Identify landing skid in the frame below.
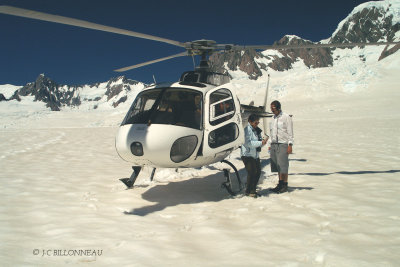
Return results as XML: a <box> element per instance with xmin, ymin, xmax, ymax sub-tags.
<box><xmin>119</xmin><ymin>161</ymin><xmax>242</xmax><ymax>196</ymax></box>
<box><xmin>120</xmin><ymin>166</ymin><xmax>141</xmax><ymax>188</ymax></box>
<box><xmin>220</xmin><ymin>160</ymin><xmax>243</xmax><ymax>196</ymax></box>
<box><xmin>120</xmin><ymin>167</ymin><xmax>157</xmax><ymax>189</ymax></box>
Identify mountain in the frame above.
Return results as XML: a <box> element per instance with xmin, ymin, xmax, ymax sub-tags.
<box><xmin>209</xmin><ymin>0</ymin><xmax>400</xmax><ymax>79</ymax></box>
<box><xmin>1</xmin><ymin>74</ymin><xmax>145</xmax><ymax>111</ymax></box>
<box><xmin>1</xmin><ymin>0</ymin><xmax>399</xmax><ymax>110</ymax></box>
<box><xmin>210</xmin><ymin>35</ymin><xmax>334</xmax><ymax>79</ymax></box>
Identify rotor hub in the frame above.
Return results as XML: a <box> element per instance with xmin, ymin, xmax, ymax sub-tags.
<box><xmin>185</xmin><ymin>39</ymin><xmax>217</xmax><ymax>56</ymax></box>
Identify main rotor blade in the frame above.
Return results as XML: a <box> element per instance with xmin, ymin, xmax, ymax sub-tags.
<box><xmin>114</xmin><ymin>51</ymin><xmax>188</xmax><ymax>72</ymax></box>
<box><xmin>0</xmin><ymin>5</ymin><xmax>185</xmax><ymax>48</ymax></box>
<box><xmin>231</xmin><ymin>41</ymin><xmax>400</xmax><ymax>50</ymax></box>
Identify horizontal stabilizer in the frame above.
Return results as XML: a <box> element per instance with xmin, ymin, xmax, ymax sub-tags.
<box><xmin>240</xmin><ymin>104</ymin><xmax>272</xmax><ymax>128</ymax></box>
<box><xmin>240</xmin><ymin>104</ymin><xmax>273</xmax><ymax>118</ymax></box>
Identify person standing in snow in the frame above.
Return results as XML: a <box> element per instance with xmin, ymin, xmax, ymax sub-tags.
<box><xmin>269</xmin><ymin>100</ymin><xmax>294</xmax><ymax>194</ymax></box>
<box><xmin>241</xmin><ymin>114</ymin><xmax>268</xmax><ymax>198</ymax></box>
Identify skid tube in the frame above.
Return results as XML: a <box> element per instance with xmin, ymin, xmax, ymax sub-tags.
<box><xmin>220</xmin><ymin>160</ymin><xmax>244</xmax><ymax>196</ymax></box>
<box><xmin>120</xmin><ymin>167</ymin><xmax>157</xmax><ymax>189</ymax></box>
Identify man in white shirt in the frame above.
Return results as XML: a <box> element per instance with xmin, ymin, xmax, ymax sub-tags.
<box><xmin>269</xmin><ymin>100</ymin><xmax>294</xmax><ymax>193</ymax></box>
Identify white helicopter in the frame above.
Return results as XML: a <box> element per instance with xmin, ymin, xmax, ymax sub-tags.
<box><xmin>114</xmin><ymin>56</ymin><xmax>263</xmax><ymax>194</ymax></box>
<box><xmin>1</xmin><ymin>5</ymin><xmax>398</xmax><ymax>195</ymax></box>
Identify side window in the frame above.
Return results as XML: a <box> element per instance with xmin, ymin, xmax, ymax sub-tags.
<box><xmin>208</xmin><ymin>123</ymin><xmax>239</xmax><ymax>148</ymax></box>
<box><xmin>209</xmin><ymin>88</ymin><xmax>235</xmax><ymax>126</ymax></box>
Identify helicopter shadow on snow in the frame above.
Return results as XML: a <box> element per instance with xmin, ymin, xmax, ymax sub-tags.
<box><xmin>258</xmin><ymin>157</ymin><xmax>313</xmax><ymax>195</ymax></box>
<box><xmin>273</xmin><ymin>166</ymin><xmax>400</xmax><ymax>194</ymax></box>
<box><xmin>124</xmin><ymin>159</ymin><xmax>270</xmax><ymax>216</ymax></box>
<box><xmin>124</xmin><ymin>171</ymin><xmax>235</xmax><ymax>216</ymax></box>
<box><xmin>124</xmin><ymin>157</ymin><xmax>310</xmax><ymax>216</ymax></box>
<box><xmin>290</xmin><ymin>169</ymin><xmax>400</xmax><ymax>176</ymax></box>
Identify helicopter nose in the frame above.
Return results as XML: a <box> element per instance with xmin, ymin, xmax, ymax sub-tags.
<box><xmin>115</xmin><ymin>124</ymin><xmax>202</xmax><ymax>167</ymax></box>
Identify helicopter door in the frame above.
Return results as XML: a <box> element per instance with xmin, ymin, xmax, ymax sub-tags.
<box><xmin>202</xmin><ymin>85</ymin><xmax>244</xmax><ymax>157</ymax></box>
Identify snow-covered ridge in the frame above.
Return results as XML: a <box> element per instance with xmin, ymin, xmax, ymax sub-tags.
<box><xmin>0</xmin><ymin>75</ymin><xmax>146</xmax><ymax>112</ymax></box>
<box><xmin>0</xmin><ymin>84</ymin><xmax>21</xmax><ymax>98</ymax></box>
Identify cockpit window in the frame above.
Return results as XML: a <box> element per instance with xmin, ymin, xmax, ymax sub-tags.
<box><xmin>123</xmin><ymin>88</ymin><xmax>203</xmax><ymax>130</ymax></box>
<box><xmin>123</xmin><ymin>89</ymin><xmax>162</xmax><ymax>125</ymax></box>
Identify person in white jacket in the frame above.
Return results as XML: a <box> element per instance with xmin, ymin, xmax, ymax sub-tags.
<box><xmin>269</xmin><ymin>100</ymin><xmax>294</xmax><ymax>193</ymax></box>
<box><xmin>240</xmin><ymin>114</ymin><xmax>268</xmax><ymax>198</ymax></box>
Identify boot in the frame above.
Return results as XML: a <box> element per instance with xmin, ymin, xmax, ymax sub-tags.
<box><xmin>278</xmin><ymin>182</ymin><xmax>288</xmax><ymax>193</ymax></box>
<box><xmin>247</xmin><ymin>193</ymin><xmax>258</xmax><ymax>198</ymax></box>
<box><xmin>270</xmin><ymin>180</ymin><xmax>283</xmax><ymax>193</ymax></box>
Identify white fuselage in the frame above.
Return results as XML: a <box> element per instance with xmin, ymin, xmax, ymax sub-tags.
<box><xmin>115</xmin><ymin>81</ymin><xmax>244</xmax><ymax>168</ymax></box>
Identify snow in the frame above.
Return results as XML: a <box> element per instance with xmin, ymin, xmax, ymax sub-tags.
<box><xmin>1</xmin><ymin>47</ymin><xmax>400</xmax><ymax>265</ymax></box>
<box><xmin>260</xmin><ymin>49</ymin><xmax>284</xmax><ymax>58</ymax></box>
<box><xmin>1</xmin><ymin>0</ymin><xmax>400</xmax><ymax>264</ymax></box>
<box><xmin>284</xmin><ymin>34</ymin><xmax>313</xmax><ymax>43</ymax></box>
<box><xmin>0</xmin><ymin>84</ymin><xmax>21</xmax><ymax>98</ymax></box>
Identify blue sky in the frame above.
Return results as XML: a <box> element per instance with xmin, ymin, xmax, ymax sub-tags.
<box><xmin>0</xmin><ymin>0</ymin><xmax>371</xmax><ymax>85</ymax></box>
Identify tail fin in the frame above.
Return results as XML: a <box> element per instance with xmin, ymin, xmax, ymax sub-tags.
<box><xmin>262</xmin><ymin>74</ymin><xmax>271</xmax><ymax>136</ymax></box>
<box><xmin>239</xmin><ymin>74</ymin><xmax>272</xmax><ymax>132</ymax></box>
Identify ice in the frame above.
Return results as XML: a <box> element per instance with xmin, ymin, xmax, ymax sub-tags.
<box><xmin>1</xmin><ymin>45</ymin><xmax>400</xmax><ymax>267</ymax></box>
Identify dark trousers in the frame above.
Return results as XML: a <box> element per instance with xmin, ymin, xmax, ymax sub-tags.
<box><xmin>241</xmin><ymin>156</ymin><xmax>261</xmax><ymax>194</ymax></box>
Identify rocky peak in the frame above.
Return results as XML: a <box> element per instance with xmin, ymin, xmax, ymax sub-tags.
<box><xmin>10</xmin><ymin>74</ymin><xmax>64</xmax><ymax>111</ymax></box>
<box><xmin>330</xmin><ymin>3</ymin><xmax>400</xmax><ymax>44</ymax></box>
<box><xmin>328</xmin><ymin>1</ymin><xmax>400</xmax><ymax>61</ymax></box>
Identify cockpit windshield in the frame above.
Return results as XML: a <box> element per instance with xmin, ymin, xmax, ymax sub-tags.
<box><xmin>122</xmin><ymin>88</ymin><xmax>203</xmax><ymax>130</ymax></box>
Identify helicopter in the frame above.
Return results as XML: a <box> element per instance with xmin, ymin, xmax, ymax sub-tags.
<box><xmin>1</xmin><ymin>5</ymin><xmax>399</xmax><ymax>195</ymax></box>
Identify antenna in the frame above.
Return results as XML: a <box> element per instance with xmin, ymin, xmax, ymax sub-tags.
<box><xmin>262</xmin><ymin>74</ymin><xmax>271</xmax><ymax>136</ymax></box>
<box><xmin>152</xmin><ymin>74</ymin><xmax>157</xmax><ymax>84</ymax></box>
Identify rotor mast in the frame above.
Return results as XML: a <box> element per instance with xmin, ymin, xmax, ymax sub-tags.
<box><xmin>196</xmin><ymin>53</ymin><xmax>210</xmax><ymax>71</ymax></box>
